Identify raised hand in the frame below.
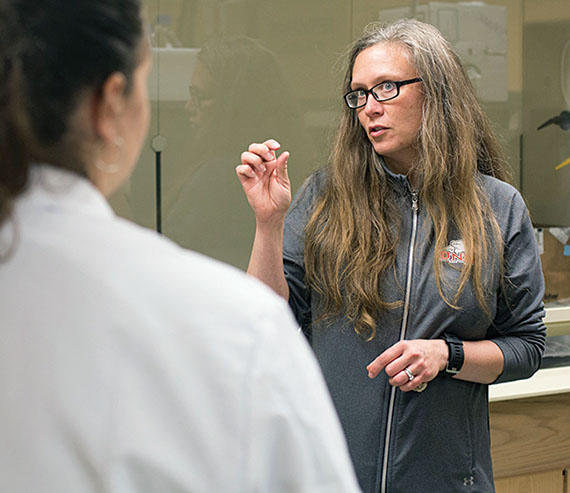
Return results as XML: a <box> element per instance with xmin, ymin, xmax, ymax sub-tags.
<box><xmin>236</xmin><ymin>139</ymin><xmax>291</xmax><ymax>226</ymax></box>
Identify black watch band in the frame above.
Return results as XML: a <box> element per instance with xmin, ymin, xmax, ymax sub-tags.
<box><xmin>441</xmin><ymin>333</ymin><xmax>464</xmax><ymax>374</ymax></box>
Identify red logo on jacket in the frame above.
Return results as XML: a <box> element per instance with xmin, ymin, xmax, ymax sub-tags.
<box><xmin>440</xmin><ymin>239</ymin><xmax>465</xmax><ymax>264</ymax></box>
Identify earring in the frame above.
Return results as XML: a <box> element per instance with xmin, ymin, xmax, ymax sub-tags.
<box><xmin>95</xmin><ymin>136</ymin><xmax>124</xmax><ymax>173</ymax></box>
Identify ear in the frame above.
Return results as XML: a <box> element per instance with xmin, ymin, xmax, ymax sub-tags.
<box><xmin>91</xmin><ymin>72</ymin><xmax>128</xmax><ymax>144</ymax></box>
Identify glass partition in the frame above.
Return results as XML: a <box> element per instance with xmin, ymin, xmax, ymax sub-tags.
<box><xmin>109</xmin><ymin>1</ymin><xmax>570</xmax><ymax>350</ymax></box>
<box><xmin>116</xmin><ymin>0</ymin><xmax>352</xmax><ymax>269</ymax></box>
<box><xmin>120</xmin><ymin>0</ymin><xmax>529</xmax><ymax>270</ymax></box>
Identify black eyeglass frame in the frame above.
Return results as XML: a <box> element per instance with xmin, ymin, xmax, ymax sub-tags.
<box><xmin>344</xmin><ymin>77</ymin><xmax>423</xmax><ymax>109</ymax></box>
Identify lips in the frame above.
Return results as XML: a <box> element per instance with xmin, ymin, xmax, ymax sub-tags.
<box><xmin>369</xmin><ymin>125</ymin><xmax>388</xmax><ymax>138</ymax></box>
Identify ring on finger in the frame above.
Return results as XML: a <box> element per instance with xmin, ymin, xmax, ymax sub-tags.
<box><xmin>404</xmin><ymin>367</ymin><xmax>414</xmax><ymax>382</ymax></box>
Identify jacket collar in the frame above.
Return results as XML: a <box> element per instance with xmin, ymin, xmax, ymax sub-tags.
<box><xmin>377</xmin><ymin>155</ymin><xmax>414</xmax><ymax>192</ymax></box>
<box><xmin>18</xmin><ymin>163</ymin><xmax>114</xmax><ymax>219</ymax></box>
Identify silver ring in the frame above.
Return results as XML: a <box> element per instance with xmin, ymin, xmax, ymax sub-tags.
<box><xmin>404</xmin><ymin>367</ymin><xmax>414</xmax><ymax>382</ymax></box>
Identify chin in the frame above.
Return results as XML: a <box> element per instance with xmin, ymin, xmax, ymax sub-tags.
<box><xmin>371</xmin><ymin>144</ymin><xmax>391</xmax><ymax>157</ymax></box>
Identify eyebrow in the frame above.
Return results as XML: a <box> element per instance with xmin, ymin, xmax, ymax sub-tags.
<box><xmin>350</xmin><ymin>76</ymin><xmax>405</xmax><ymax>90</ymax></box>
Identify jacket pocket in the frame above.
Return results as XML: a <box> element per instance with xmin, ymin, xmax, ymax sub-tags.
<box><xmin>388</xmin><ymin>375</ymin><xmax>492</xmax><ymax>492</ymax></box>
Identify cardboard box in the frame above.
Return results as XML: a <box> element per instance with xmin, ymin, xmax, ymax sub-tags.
<box><xmin>536</xmin><ymin>228</ymin><xmax>570</xmax><ymax>302</ymax></box>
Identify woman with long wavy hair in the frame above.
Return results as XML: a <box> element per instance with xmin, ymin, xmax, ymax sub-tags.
<box><xmin>237</xmin><ymin>18</ymin><xmax>546</xmax><ymax>493</ymax></box>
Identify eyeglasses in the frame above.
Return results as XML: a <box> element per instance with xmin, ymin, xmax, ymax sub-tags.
<box><xmin>344</xmin><ymin>78</ymin><xmax>423</xmax><ymax>109</ymax></box>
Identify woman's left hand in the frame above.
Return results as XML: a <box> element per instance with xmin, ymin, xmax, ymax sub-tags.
<box><xmin>366</xmin><ymin>339</ymin><xmax>448</xmax><ymax>392</ymax></box>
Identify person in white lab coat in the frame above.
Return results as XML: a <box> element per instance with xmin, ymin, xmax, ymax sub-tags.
<box><xmin>0</xmin><ymin>1</ymin><xmax>360</xmax><ymax>492</ymax></box>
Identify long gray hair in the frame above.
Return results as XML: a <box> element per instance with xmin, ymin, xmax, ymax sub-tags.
<box><xmin>305</xmin><ymin>18</ymin><xmax>510</xmax><ymax>339</ymax></box>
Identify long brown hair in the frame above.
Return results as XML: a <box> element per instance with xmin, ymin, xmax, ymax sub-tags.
<box><xmin>305</xmin><ymin>19</ymin><xmax>510</xmax><ymax>339</ymax></box>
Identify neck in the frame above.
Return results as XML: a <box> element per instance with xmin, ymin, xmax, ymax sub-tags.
<box><xmin>383</xmin><ymin>157</ymin><xmax>418</xmax><ymax>190</ymax></box>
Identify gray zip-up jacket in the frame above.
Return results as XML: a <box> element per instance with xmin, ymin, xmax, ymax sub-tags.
<box><xmin>283</xmin><ymin>166</ymin><xmax>546</xmax><ymax>493</ymax></box>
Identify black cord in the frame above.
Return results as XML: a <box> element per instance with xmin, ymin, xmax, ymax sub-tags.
<box><xmin>155</xmin><ymin>150</ymin><xmax>162</xmax><ymax>234</ymax></box>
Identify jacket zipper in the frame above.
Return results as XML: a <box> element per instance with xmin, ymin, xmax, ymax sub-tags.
<box><xmin>380</xmin><ymin>190</ymin><xmax>419</xmax><ymax>493</ymax></box>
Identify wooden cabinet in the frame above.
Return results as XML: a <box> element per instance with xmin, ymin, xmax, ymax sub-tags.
<box><xmin>490</xmin><ymin>392</ymin><xmax>570</xmax><ymax>492</ymax></box>
<box><xmin>495</xmin><ymin>469</ymin><xmax>566</xmax><ymax>492</ymax></box>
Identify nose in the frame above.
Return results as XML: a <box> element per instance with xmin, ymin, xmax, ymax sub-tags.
<box><xmin>363</xmin><ymin>93</ymin><xmax>385</xmax><ymax>116</ymax></box>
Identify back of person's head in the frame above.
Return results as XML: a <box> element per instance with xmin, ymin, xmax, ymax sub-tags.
<box><xmin>0</xmin><ymin>0</ymin><xmax>143</xmax><ymax>226</ymax></box>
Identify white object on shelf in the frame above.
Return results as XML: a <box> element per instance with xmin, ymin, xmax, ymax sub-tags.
<box><xmin>489</xmin><ymin>366</ymin><xmax>570</xmax><ymax>402</ymax></box>
<box><xmin>545</xmin><ymin>305</ymin><xmax>570</xmax><ymax>324</ymax></box>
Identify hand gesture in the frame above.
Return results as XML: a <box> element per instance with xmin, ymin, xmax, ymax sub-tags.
<box><xmin>366</xmin><ymin>339</ymin><xmax>448</xmax><ymax>392</ymax></box>
<box><xmin>236</xmin><ymin>139</ymin><xmax>291</xmax><ymax>226</ymax></box>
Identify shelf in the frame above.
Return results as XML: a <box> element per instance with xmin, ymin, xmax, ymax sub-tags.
<box><xmin>545</xmin><ymin>305</ymin><xmax>570</xmax><ymax>337</ymax></box>
<box><xmin>489</xmin><ymin>366</ymin><xmax>570</xmax><ymax>402</ymax></box>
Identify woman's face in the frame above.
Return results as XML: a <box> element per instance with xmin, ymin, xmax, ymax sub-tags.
<box><xmin>351</xmin><ymin>42</ymin><xmax>424</xmax><ymax>175</ymax></box>
<box><xmin>185</xmin><ymin>61</ymin><xmax>215</xmax><ymax>130</ymax></box>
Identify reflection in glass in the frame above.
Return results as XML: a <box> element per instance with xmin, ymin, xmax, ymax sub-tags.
<box><xmin>162</xmin><ymin>36</ymin><xmax>301</xmax><ymax>269</ymax></box>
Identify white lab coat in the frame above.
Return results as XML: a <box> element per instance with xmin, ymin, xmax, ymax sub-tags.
<box><xmin>0</xmin><ymin>164</ymin><xmax>360</xmax><ymax>493</ymax></box>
